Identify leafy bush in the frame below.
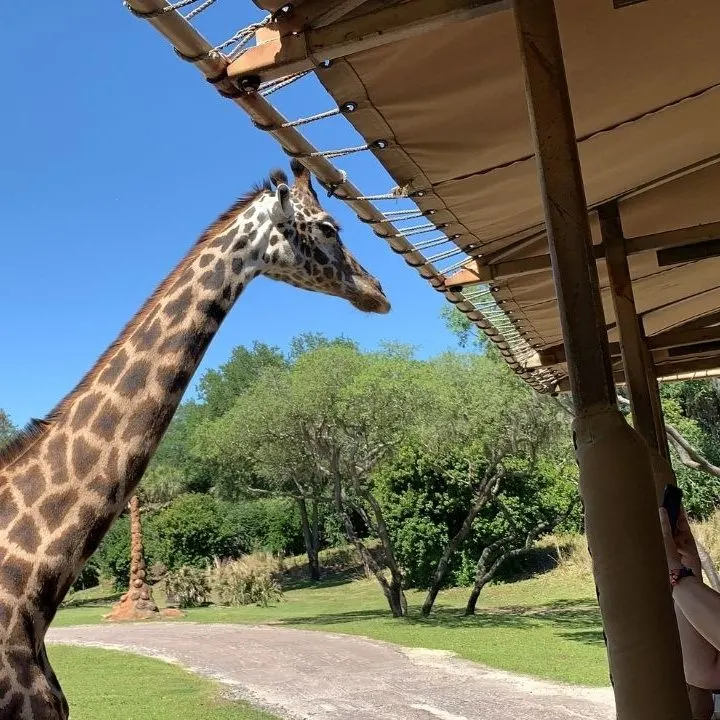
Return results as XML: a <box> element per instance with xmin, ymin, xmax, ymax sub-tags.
<box><xmin>375</xmin><ymin>444</ymin><xmax>580</xmax><ymax>589</ymax></box>
<box><xmin>95</xmin><ymin>515</ymin><xmax>133</xmax><ymax>591</ymax></box>
<box><xmin>70</xmin><ymin>556</ymin><xmax>100</xmax><ymax>592</ymax></box>
<box><xmin>164</xmin><ymin>566</ymin><xmax>211</xmax><ymax>608</ymax></box>
<box><xmin>151</xmin><ymin>494</ymin><xmax>245</xmax><ymax>569</ymax></box>
<box><xmin>226</xmin><ymin>499</ymin><xmax>305</xmax><ymax>556</ymax></box>
<box><xmin>211</xmin><ymin>553</ymin><xmax>283</xmax><ymax>607</ymax></box>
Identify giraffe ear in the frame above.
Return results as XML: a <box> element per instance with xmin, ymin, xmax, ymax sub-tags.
<box><xmin>275</xmin><ymin>183</ymin><xmax>292</xmax><ymax>218</ymax></box>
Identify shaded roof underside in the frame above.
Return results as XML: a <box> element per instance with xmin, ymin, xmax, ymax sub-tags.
<box><xmin>313</xmin><ymin>0</ymin><xmax>720</xmax><ymax>390</ymax></box>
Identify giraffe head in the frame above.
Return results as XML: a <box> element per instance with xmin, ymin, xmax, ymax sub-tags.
<box><xmin>253</xmin><ymin>160</ymin><xmax>390</xmax><ymax>314</ymax></box>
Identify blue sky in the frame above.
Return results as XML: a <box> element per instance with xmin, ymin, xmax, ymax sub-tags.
<box><xmin>0</xmin><ymin>2</ymin><xmax>461</xmax><ymax>428</ymax></box>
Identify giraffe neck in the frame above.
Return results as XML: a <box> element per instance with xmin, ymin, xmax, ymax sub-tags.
<box><xmin>0</xmin><ymin>195</ymin><xmax>271</xmax><ymax>647</ymax></box>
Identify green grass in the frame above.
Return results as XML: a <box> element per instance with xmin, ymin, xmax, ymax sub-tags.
<box><xmin>48</xmin><ymin>646</ymin><xmax>278</xmax><ymax>720</ymax></box>
<box><xmin>56</xmin><ymin>570</ymin><xmax>608</xmax><ymax>687</ymax></box>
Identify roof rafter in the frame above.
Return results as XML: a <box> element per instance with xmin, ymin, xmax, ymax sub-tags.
<box><xmin>227</xmin><ymin>0</ymin><xmax>511</xmax><ymax>84</ymax></box>
<box><xmin>527</xmin><ymin>325</ymin><xmax>720</xmax><ymax>369</ymax></box>
<box><xmin>444</xmin><ymin>219</ymin><xmax>720</xmax><ymax>289</ymax></box>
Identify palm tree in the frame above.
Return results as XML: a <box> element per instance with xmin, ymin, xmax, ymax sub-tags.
<box><xmin>104</xmin><ymin>494</ymin><xmax>159</xmax><ymax>621</ymax></box>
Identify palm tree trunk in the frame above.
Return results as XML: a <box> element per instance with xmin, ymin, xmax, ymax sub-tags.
<box><xmin>105</xmin><ymin>495</ymin><xmax>159</xmax><ymax>621</ymax></box>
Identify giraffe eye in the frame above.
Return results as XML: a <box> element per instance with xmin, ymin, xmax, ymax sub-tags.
<box><xmin>319</xmin><ymin>221</ymin><xmax>338</xmax><ymax>238</ymax></box>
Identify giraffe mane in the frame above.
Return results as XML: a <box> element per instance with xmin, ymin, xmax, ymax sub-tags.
<box><xmin>0</xmin><ymin>176</ymin><xmax>274</xmax><ymax>471</ymax></box>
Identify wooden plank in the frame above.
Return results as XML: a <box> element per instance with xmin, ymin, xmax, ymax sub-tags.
<box><xmin>557</xmin><ymin>359</ymin><xmax>720</xmax><ymax>392</ymax></box>
<box><xmin>644</xmin><ymin>346</ymin><xmax>671</xmax><ymax>461</ymax></box>
<box><xmin>601</xmin><ymin>201</ymin><xmax>659</xmax><ymax>452</ymax></box>
<box><xmin>665</xmin><ymin>308</ymin><xmax>720</xmax><ymax>335</ymax></box>
<box><xmin>526</xmin><ymin>325</ymin><xmax>720</xmax><ymax>369</ymax></box>
<box><xmin>443</xmin><ymin>220</ymin><xmax>720</xmax><ymax>288</ymax></box>
<box><xmin>513</xmin><ymin>0</ymin><xmax>616</xmax><ymax>410</ymax></box>
<box><xmin>227</xmin><ymin>0</ymin><xmax>511</xmax><ymax>83</ymax></box>
<box><xmin>278</xmin><ymin>0</ymin><xmax>372</xmax><ymax>31</ymax></box>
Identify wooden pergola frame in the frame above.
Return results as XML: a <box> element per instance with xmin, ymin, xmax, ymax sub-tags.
<box><xmin>228</xmin><ymin>0</ymin><xmax>511</xmax><ymax>84</ymax></box>
<box><xmin>125</xmin><ymin>1</ymin><xmax>712</xmax><ymax>717</ymax></box>
<box><xmin>442</xmin><ymin>219</ymin><xmax>720</xmax><ymax>288</ymax></box>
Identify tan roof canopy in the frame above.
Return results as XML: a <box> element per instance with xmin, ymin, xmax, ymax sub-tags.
<box><xmin>126</xmin><ymin>0</ymin><xmax>720</xmax><ymax>393</ymax></box>
<box><xmin>237</xmin><ymin>0</ymin><xmax>720</xmax><ymax>392</ymax></box>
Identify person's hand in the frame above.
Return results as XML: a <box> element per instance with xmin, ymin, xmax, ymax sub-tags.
<box><xmin>658</xmin><ymin>508</ymin><xmax>702</xmax><ymax>576</ymax></box>
<box><xmin>674</xmin><ymin>509</ymin><xmax>702</xmax><ymax>576</ymax></box>
<box><xmin>659</xmin><ymin>507</ymin><xmax>683</xmax><ymax>571</ymax></box>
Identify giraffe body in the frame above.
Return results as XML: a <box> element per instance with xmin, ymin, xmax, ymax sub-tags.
<box><xmin>0</xmin><ymin>161</ymin><xmax>389</xmax><ymax>719</ymax></box>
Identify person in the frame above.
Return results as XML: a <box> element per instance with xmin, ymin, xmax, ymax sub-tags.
<box><xmin>659</xmin><ymin>506</ymin><xmax>720</xmax><ymax>718</ymax></box>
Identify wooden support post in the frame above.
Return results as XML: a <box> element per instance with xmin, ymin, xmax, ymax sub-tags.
<box><xmin>645</xmin><ymin>346</ymin><xmax>672</xmax><ymax>462</ymax></box>
<box><xmin>600</xmin><ymin>201</ymin><xmax>659</xmax><ymax>453</ymax></box>
<box><xmin>513</xmin><ymin>2</ymin><xmax>691</xmax><ymax>719</ymax></box>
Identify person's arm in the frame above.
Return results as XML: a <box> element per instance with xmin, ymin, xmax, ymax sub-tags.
<box><xmin>660</xmin><ymin>507</ymin><xmax>720</xmax><ymax>689</ymax></box>
<box><xmin>674</xmin><ymin>577</ymin><xmax>720</xmax><ymax>688</ymax></box>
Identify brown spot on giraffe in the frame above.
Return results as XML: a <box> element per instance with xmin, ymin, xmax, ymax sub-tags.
<box><xmin>90</xmin><ymin>400</ymin><xmax>123</xmax><ymax>442</ymax></box>
<box><xmin>39</xmin><ymin>489</ymin><xmax>79</xmax><ymax>533</ymax></box>
<box><xmin>116</xmin><ymin>359</ymin><xmax>152</xmax><ymax>397</ymax></box>
<box><xmin>71</xmin><ymin>438</ymin><xmax>100</xmax><ymax>480</ymax></box>
<box><xmin>19</xmin><ymin>465</ymin><xmax>46</xmax><ymax>507</ymax></box>
<box><xmin>46</xmin><ymin>434</ymin><xmax>69</xmax><ymax>486</ymax></box>
<box><xmin>8</xmin><ymin>516</ymin><xmax>42</xmax><ymax>555</ymax></box>
<box><xmin>131</xmin><ymin>316</ymin><xmax>162</xmax><ymax>351</ymax></box>
<box><xmin>70</xmin><ymin>393</ymin><xmax>102</xmax><ymax>431</ymax></box>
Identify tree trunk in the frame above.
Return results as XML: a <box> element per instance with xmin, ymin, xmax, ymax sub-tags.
<box><xmin>362</xmin><ymin>491</ymin><xmax>407</xmax><ymax>615</ymax></box>
<box><xmin>697</xmin><ymin>540</ymin><xmax>720</xmax><ymax>592</ymax></box>
<box><xmin>105</xmin><ymin>495</ymin><xmax>160</xmax><ymax>621</ymax></box>
<box><xmin>297</xmin><ymin>497</ymin><xmax>321</xmax><ymax>581</ymax></box>
<box><xmin>465</xmin><ymin>537</ymin><xmax>511</xmax><ymax>615</ymax></box>
<box><xmin>421</xmin><ymin>470</ymin><xmax>501</xmax><ymax>617</ymax></box>
<box><xmin>332</xmin><ymin>467</ymin><xmax>405</xmax><ymax>617</ymax></box>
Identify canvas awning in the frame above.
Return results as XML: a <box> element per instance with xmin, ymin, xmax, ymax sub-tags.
<box><xmin>121</xmin><ymin>0</ymin><xmax>720</xmax><ymax>395</ymax></box>
<box><xmin>248</xmin><ymin>0</ymin><xmax>720</xmax><ymax>393</ymax></box>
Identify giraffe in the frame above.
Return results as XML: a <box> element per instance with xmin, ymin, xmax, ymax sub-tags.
<box><xmin>0</xmin><ymin>159</ymin><xmax>390</xmax><ymax>719</ymax></box>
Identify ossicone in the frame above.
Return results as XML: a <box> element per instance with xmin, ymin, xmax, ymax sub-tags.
<box><xmin>269</xmin><ymin>168</ymin><xmax>288</xmax><ymax>187</ymax></box>
<box><xmin>290</xmin><ymin>158</ymin><xmax>310</xmax><ymax>180</ymax></box>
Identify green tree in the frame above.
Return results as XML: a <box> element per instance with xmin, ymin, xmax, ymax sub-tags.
<box><xmin>377</xmin><ymin>352</ymin><xmax>578</xmax><ymax>615</ymax></box>
<box><xmin>202</xmin><ymin>342</ymin><xmax>432</xmax><ymax>615</ymax></box>
<box><xmin>0</xmin><ymin>410</ymin><xmax>16</xmax><ymax>448</ymax></box>
<box><xmin>151</xmin><ymin>494</ymin><xmax>246</xmax><ymax>570</ymax></box>
<box><xmin>198</xmin><ymin>342</ymin><xmax>287</xmax><ymax>420</ymax></box>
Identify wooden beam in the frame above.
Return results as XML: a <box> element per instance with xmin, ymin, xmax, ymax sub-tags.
<box><xmin>276</xmin><ymin>0</ymin><xmax>372</xmax><ymax>31</ymax></box>
<box><xmin>515</xmin><ymin>4</ymin><xmax>691</xmax><ymax>716</ymax></box>
<box><xmin>661</xmin><ymin>308</ymin><xmax>720</xmax><ymax>336</ymax></box>
<box><xmin>443</xmin><ymin>220</ymin><xmax>720</xmax><ymax>289</ymax></box>
<box><xmin>514</xmin><ymin>0</ymin><xmax>615</xmax><ymax>410</ymax></box>
<box><xmin>644</xmin><ymin>346</ymin><xmax>671</xmax><ymax>461</ymax></box>
<box><xmin>601</xmin><ymin>201</ymin><xmax>659</xmax><ymax>452</ymax></box>
<box><xmin>558</xmin><ymin>357</ymin><xmax>720</xmax><ymax>392</ymax></box>
<box><xmin>527</xmin><ymin>325</ymin><xmax>720</xmax><ymax>369</ymax></box>
<box><xmin>653</xmin><ymin>325</ymin><xmax>720</xmax><ymax>351</ymax></box>
<box><xmin>227</xmin><ymin>0</ymin><xmax>511</xmax><ymax>84</ymax></box>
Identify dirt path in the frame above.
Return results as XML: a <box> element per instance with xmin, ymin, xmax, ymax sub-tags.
<box><xmin>47</xmin><ymin>623</ymin><xmax>615</xmax><ymax>720</ymax></box>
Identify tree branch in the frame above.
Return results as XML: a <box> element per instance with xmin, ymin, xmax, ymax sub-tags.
<box><xmin>617</xmin><ymin>392</ymin><xmax>720</xmax><ymax>478</ymax></box>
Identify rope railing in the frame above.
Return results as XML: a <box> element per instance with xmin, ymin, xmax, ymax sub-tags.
<box><xmin>122</xmin><ymin>0</ymin><xmax>561</xmax><ymax>394</ymax></box>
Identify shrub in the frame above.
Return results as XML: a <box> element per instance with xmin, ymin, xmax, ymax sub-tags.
<box><xmin>225</xmin><ymin>499</ymin><xmax>305</xmax><ymax>556</ymax></box>
<box><xmin>147</xmin><ymin>562</ymin><xmax>168</xmax><ymax>584</ymax></box>
<box><xmin>211</xmin><ymin>553</ymin><xmax>283</xmax><ymax>607</ymax></box>
<box><xmin>164</xmin><ymin>566</ymin><xmax>211</xmax><ymax>608</ymax></box>
<box><xmin>152</xmin><ymin>494</ymin><xmax>245</xmax><ymax>569</ymax></box>
<box><xmin>94</xmin><ymin>515</ymin><xmax>133</xmax><ymax>591</ymax></box>
<box><xmin>70</xmin><ymin>556</ymin><xmax>100</xmax><ymax>593</ymax></box>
